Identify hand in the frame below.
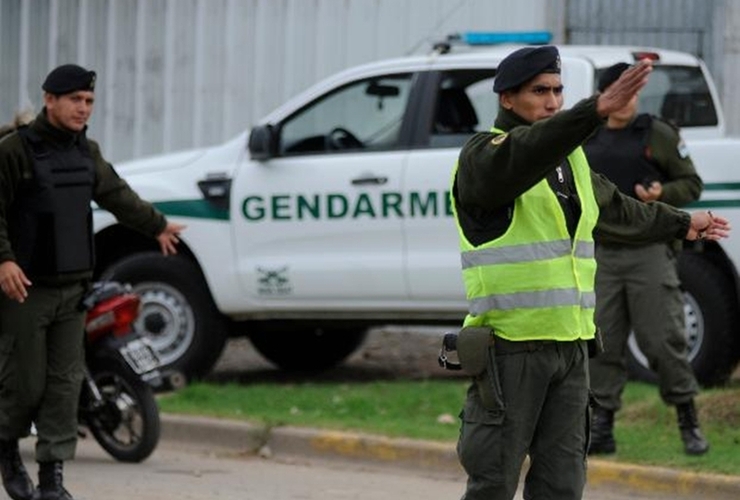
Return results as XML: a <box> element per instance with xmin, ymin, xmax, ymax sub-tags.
<box><xmin>596</xmin><ymin>59</ymin><xmax>653</xmax><ymax>117</ymax></box>
<box><xmin>686</xmin><ymin>211</ymin><xmax>731</xmax><ymax>241</ymax></box>
<box><xmin>0</xmin><ymin>261</ymin><xmax>32</xmax><ymax>303</ymax></box>
<box><xmin>634</xmin><ymin>181</ymin><xmax>662</xmax><ymax>202</ymax></box>
<box><xmin>156</xmin><ymin>221</ymin><xmax>187</xmax><ymax>256</ymax></box>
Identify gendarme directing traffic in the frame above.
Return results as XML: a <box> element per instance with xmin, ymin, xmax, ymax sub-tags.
<box><xmin>447</xmin><ymin>44</ymin><xmax>729</xmax><ymax>500</ymax></box>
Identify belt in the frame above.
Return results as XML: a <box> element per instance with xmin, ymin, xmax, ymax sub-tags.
<box><xmin>493</xmin><ymin>335</ymin><xmax>578</xmax><ymax>355</ymax></box>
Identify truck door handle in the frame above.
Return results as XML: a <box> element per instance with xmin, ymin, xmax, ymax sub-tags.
<box><xmin>351</xmin><ymin>176</ymin><xmax>388</xmax><ymax>186</ymax></box>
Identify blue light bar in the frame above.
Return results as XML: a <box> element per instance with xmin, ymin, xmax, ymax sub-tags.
<box><xmin>461</xmin><ymin>31</ymin><xmax>553</xmax><ymax>46</ymax></box>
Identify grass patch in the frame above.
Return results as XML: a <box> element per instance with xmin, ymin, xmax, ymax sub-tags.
<box><xmin>158</xmin><ymin>379</ymin><xmax>740</xmax><ymax>475</ymax></box>
<box><xmin>605</xmin><ymin>382</ymin><xmax>740</xmax><ymax>476</ymax></box>
<box><xmin>159</xmin><ymin>379</ymin><xmax>468</xmax><ymax>441</ymax></box>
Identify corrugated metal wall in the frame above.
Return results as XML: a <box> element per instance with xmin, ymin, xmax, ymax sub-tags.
<box><xmin>565</xmin><ymin>0</ymin><xmax>734</xmax><ymax>130</ymax></box>
<box><xmin>719</xmin><ymin>0</ymin><xmax>740</xmax><ymax>135</ymax></box>
<box><xmin>566</xmin><ymin>0</ymin><xmax>717</xmax><ymax>66</ymax></box>
<box><xmin>4</xmin><ymin>0</ymin><xmax>739</xmax><ymax>163</ymax></box>
<box><xmin>0</xmin><ymin>0</ymin><xmax>559</xmax><ymax>163</ymax></box>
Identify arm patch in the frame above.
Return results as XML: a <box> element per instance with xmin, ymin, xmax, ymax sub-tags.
<box><xmin>490</xmin><ymin>133</ymin><xmax>508</xmax><ymax>145</ymax></box>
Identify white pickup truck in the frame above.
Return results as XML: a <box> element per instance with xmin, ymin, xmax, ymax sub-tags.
<box><xmin>94</xmin><ymin>38</ymin><xmax>740</xmax><ymax>385</ymax></box>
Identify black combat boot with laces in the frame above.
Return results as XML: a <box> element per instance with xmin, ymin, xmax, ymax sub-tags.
<box><xmin>32</xmin><ymin>462</ymin><xmax>73</xmax><ymax>500</ymax></box>
<box><xmin>676</xmin><ymin>400</ymin><xmax>709</xmax><ymax>456</ymax></box>
<box><xmin>0</xmin><ymin>439</ymin><xmax>35</xmax><ymax>500</ymax></box>
<box><xmin>588</xmin><ymin>407</ymin><xmax>616</xmax><ymax>455</ymax></box>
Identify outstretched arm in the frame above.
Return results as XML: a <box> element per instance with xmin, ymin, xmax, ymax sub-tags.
<box><xmin>593</xmin><ymin>171</ymin><xmax>730</xmax><ymax>244</ymax></box>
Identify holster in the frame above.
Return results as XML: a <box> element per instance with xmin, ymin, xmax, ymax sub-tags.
<box><xmin>457</xmin><ymin>327</ymin><xmax>503</xmax><ymax>412</ymax></box>
<box><xmin>456</xmin><ymin>327</ymin><xmax>494</xmax><ymax>376</ymax></box>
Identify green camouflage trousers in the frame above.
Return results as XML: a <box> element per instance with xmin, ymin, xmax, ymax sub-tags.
<box><xmin>590</xmin><ymin>243</ymin><xmax>698</xmax><ymax>410</ymax></box>
<box><xmin>457</xmin><ymin>338</ymin><xmax>590</xmax><ymax>500</ymax></box>
<box><xmin>0</xmin><ymin>282</ymin><xmax>86</xmax><ymax>462</ymax></box>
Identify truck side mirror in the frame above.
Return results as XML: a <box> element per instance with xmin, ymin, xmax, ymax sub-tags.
<box><xmin>248</xmin><ymin>124</ymin><xmax>277</xmax><ymax>161</ymax></box>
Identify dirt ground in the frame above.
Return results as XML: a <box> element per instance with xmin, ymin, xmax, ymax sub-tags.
<box><xmin>207</xmin><ymin>326</ymin><xmax>468</xmax><ymax>384</ymax></box>
<box><xmin>207</xmin><ymin>326</ymin><xmax>740</xmax><ymax>385</ymax></box>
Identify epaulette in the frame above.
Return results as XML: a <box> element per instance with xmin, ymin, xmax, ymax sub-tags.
<box><xmin>0</xmin><ymin>124</ymin><xmax>21</xmax><ymax>143</ymax></box>
<box><xmin>0</xmin><ymin>111</ymin><xmax>34</xmax><ymax>143</ymax></box>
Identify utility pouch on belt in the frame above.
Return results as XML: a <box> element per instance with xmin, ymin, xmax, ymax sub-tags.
<box><xmin>438</xmin><ymin>327</ymin><xmax>502</xmax><ymax>411</ymax></box>
<box><xmin>456</xmin><ymin>327</ymin><xmax>494</xmax><ymax>376</ymax></box>
<box><xmin>437</xmin><ymin>326</ymin><xmax>493</xmax><ymax>374</ymax></box>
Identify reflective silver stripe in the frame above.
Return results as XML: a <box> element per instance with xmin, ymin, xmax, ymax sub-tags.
<box><xmin>581</xmin><ymin>291</ymin><xmax>596</xmax><ymax>308</ymax></box>
<box><xmin>461</xmin><ymin>239</ymin><xmax>595</xmax><ymax>269</ymax></box>
<box><xmin>574</xmin><ymin>241</ymin><xmax>595</xmax><ymax>259</ymax></box>
<box><xmin>461</xmin><ymin>240</ymin><xmax>572</xmax><ymax>269</ymax></box>
<box><xmin>469</xmin><ymin>288</ymin><xmax>596</xmax><ymax>314</ymax></box>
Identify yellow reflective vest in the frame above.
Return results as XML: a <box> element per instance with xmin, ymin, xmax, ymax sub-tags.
<box><xmin>451</xmin><ymin>131</ymin><xmax>599</xmax><ymax>342</ymax></box>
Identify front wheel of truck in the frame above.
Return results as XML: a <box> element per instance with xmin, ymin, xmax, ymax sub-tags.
<box><xmin>249</xmin><ymin>326</ymin><xmax>368</xmax><ymax>372</ymax></box>
<box><xmin>102</xmin><ymin>253</ymin><xmax>228</xmax><ymax>382</ymax></box>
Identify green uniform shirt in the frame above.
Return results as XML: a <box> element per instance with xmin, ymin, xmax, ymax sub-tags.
<box><xmin>455</xmin><ymin>96</ymin><xmax>691</xmax><ymax>245</ymax></box>
<box><xmin>643</xmin><ymin>117</ymin><xmax>702</xmax><ymax>207</ymax></box>
<box><xmin>0</xmin><ymin>110</ymin><xmax>167</xmax><ymax>281</ymax></box>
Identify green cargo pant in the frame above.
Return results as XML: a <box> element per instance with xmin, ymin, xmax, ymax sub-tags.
<box><xmin>0</xmin><ymin>281</ymin><xmax>86</xmax><ymax>462</ymax></box>
<box><xmin>590</xmin><ymin>243</ymin><xmax>698</xmax><ymax>410</ymax></box>
<box><xmin>457</xmin><ymin>338</ymin><xmax>590</xmax><ymax>500</ymax></box>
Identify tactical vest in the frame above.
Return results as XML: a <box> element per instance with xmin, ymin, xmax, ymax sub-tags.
<box><xmin>11</xmin><ymin>127</ymin><xmax>96</xmax><ymax>276</ymax></box>
<box><xmin>583</xmin><ymin>114</ymin><xmax>664</xmax><ymax>199</ymax></box>
<box><xmin>450</xmin><ymin>130</ymin><xmax>599</xmax><ymax>342</ymax></box>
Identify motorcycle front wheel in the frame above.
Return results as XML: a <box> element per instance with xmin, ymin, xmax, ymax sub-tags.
<box><xmin>81</xmin><ymin>361</ymin><xmax>161</xmax><ymax>462</ymax></box>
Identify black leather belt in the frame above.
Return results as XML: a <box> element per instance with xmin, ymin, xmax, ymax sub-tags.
<box><xmin>493</xmin><ymin>335</ymin><xmax>565</xmax><ymax>354</ymax></box>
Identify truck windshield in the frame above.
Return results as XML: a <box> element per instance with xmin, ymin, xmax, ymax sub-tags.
<box><xmin>595</xmin><ymin>65</ymin><xmax>718</xmax><ymax>128</ymax></box>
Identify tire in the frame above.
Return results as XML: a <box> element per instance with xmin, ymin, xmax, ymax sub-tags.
<box><xmin>627</xmin><ymin>252</ymin><xmax>739</xmax><ymax>387</ymax></box>
<box><xmin>250</xmin><ymin>327</ymin><xmax>368</xmax><ymax>372</ymax></box>
<box><xmin>82</xmin><ymin>361</ymin><xmax>161</xmax><ymax>462</ymax></box>
<box><xmin>102</xmin><ymin>253</ymin><xmax>227</xmax><ymax>381</ymax></box>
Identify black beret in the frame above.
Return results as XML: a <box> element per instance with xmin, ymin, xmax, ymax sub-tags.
<box><xmin>493</xmin><ymin>45</ymin><xmax>561</xmax><ymax>93</ymax></box>
<box><xmin>42</xmin><ymin>64</ymin><xmax>96</xmax><ymax>95</ymax></box>
<box><xmin>597</xmin><ymin>62</ymin><xmax>631</xmax><ymax>92</ymax></box>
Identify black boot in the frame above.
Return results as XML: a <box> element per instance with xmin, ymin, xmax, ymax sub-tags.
<box><xmin>33</xmin><ymin>462</ymin><xmax>73</xmax><ymax>500</ymax></box>
<box><xmin>588</xmin><ymin>407</ymin><xmax>616</xmax><ymax>455</ymax></box>
<box><xmin>0</xmin><ymin>439</ymin><xmax>35</xmax><ymax>500</ymax></box>
<box><xmin>676</xmin><ymin>400</ymin><xmax>709</xmax><ymax>456</ymax></box>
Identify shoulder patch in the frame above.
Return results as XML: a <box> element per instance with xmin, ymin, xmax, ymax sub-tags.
<box><xmin>491</xmin><ymin>133</ymin><xmax>508</xmax><ymax>146</ymax></box>
<box><xmin>677</xmin><ymin>138</ymin><xmax>690</xmax><ymax>159</ymax></box>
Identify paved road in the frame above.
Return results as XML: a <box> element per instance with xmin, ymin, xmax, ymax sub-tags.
<box><xmin>11</xmin><ymin>435</ymin><xmax>700</xmax><ymax>500</ymax></box>
<box><xmin>2</xmin><ymin>331</ymin><xmax>734</xmax><ymax>499</ymax></box>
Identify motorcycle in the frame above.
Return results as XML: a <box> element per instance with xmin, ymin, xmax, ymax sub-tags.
<box><xmin>77</xmin><ymin>281</ymin><xmax>162</xmax><ymax>463</ymax></box>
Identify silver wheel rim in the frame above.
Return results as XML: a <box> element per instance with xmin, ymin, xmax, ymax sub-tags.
<box><xmin>132</xmin><ymin>282</ymin><xmax>195</xmax><ymax>367</ymax></box>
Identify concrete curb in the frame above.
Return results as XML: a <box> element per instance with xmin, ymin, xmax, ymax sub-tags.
<box><xmin>587</xmin><ymin>460</ymin><xmax>740</xmax><ymax>499</ymax></box>
<box><xmin>161</xmin><ymin>413</ymin><xmax>740</xmax><ymax>499</ymax></box>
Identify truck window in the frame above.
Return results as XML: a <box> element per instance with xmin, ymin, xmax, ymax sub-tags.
<box><xmin>428</xmin><ymin>69</ymin><xmax>497</xmax><ymax>149</ymax></box>
<box><xmin>595</xmin><ymin>65</ymin><xmax>718</xmax><ymax>128</ymax></box>
<box><xmin>279</xmin><ymin>73</ymin><xmax>414</xmax><ymax>156</ymax></box>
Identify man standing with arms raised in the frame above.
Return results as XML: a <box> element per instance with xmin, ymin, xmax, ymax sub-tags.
<box><xmin>450</xmin><ymin>46</ymin><xmax>728</xmax><ymax>500</ymax></box>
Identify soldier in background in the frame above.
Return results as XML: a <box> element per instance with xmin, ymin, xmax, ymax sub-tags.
<box><xmin>0</xmin><ymin>64</ymin><xmax>185</xmax><ymax>500</ymax></box>
<box><xmin>584</xmin><ymin>62</ymin><xmax>709</xmax><ymax>456</ymax></box>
